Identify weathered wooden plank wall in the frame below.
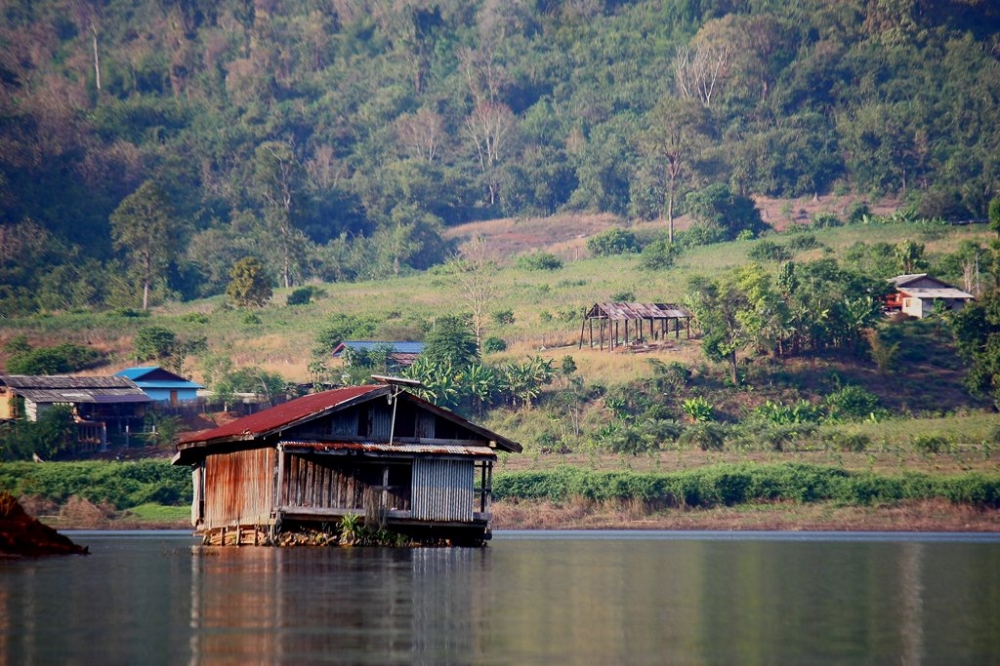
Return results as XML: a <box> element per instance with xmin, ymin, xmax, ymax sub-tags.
<box><xmin>279</xmin><ymin>455</ymin><xmax>411</xmax><ymax>512</ymax></box>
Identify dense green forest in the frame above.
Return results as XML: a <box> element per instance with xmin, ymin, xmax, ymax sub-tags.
<box><xmin>2</xmin><ymin>0</ymin><xmax>1000</xmax><ymax>315</ymax></box>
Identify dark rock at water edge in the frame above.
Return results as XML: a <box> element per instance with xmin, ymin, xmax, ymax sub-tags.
<box><xmin>0</xmin><ymin>493</ymin><xmax>89</xmax><ymax>557</ymax></box>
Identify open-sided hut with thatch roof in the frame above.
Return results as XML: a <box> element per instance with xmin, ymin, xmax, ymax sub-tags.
<box><xmin>172</xmin><ymin>381</ymin><xmax>521</xmax><ymax>546</ymax></box>
<box><xmin>579</xmin><ymin>303</ymin><xmax>693</xmax><ymax>352</ymax></box>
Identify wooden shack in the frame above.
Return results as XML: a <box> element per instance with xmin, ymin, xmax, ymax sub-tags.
<box><xmin>579</xmin><ymin>302</ymin><xmax>693</xmax><ymax>351</ymax></box>
<box><xmin>0</xmin><ymin>374</ymin><xmax>152</xmax><ymax>449</ymax></box>
<box><xmin>172</xmin><ymin>383</ymin><xmax>522</xmax><ymax>546</ymax></box>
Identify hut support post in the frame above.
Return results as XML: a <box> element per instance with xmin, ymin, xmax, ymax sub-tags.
<box><xmin>275</xmin><ymin>445</ymin><xmax>286</xmax><ymax>510</ymax></box>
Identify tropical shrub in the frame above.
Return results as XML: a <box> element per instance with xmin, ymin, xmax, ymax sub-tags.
<box><xmin>747</xmin><ymin>240</ymin><xmax>791</xmax><ymax>262</ymax></box>
<box><xmin>491</xmin><ymin>309</ymin><xmax>515</xmax><ymax>325</ymax></box>
<box><xmin>913</xmin><ymin>435</ymin><xmax>949</xmax><ymax>455</ymax></box>
<box><xmin>6</xmin><ymin>343</ymin><xmax>98</xmax><ymax>375</ymax></box>
<box><xmin>286</xmin><ymin>287</ymin><xmax>313</xmax><ymax>306</ymax></box>
<box><xmin>133</xmin><ymin>326</ymin><xmax>176</xmax><ymax>362</ymax></box>
<box><xmin>482</xmin><ymin>336</ymin><xmax>507</xmax><ymax>354</ymax></box>
<box><xmin>515</xmin><ymin>253</ymin><xmax>563</xmax><ymax>271</ymax></box>
<box><xmin>586</xmin><ymin>228</ymin><xmax>641</xmax><ymax>256</ymax></box>
<box><xmin>639</xmin><ymin>237</ymin><xmax>679</xmax><ymax>270</ymax></box>
<box><xmin>824</xmin><ymin>386</ymin><xmax>882</xmax><ymax>421</ymax></box>
<box><xmin>681</xmin><ymin>396</ymin><xmax>714</xmax><ymax>422</ymax></box>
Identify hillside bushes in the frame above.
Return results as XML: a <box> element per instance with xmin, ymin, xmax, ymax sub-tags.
<box><xmin>0</xmin><ymin>461</ymin><xmax>191</xmax><ymax>509</ymax></box>
<box><xmin>493</xmin><ymin>463</ymin><xmax>1000</xmax><ymax>509</ymax></box>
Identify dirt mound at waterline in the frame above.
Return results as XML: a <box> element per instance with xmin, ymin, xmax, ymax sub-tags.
<box><xmin>0</xmin><ymin>493</ymin><xmax>89</xmax><ymax>557</ymax></box>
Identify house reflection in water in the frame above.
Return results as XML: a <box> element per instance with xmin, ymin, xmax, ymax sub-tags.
<box><xmin>185</xmin><ymin>546</ymin><xmax>492</xmax><ymax>663</ymax></box>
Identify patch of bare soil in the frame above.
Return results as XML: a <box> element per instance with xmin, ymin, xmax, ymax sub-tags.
<box><xmin>754</xmin><ymin>194</ymin><xmax>900</xmax><ymax>231</ymax></box>
<box><xmin>493</xmin><ymin>498</ymin><xmax>1000</xmax><ymax>532</ymax></box>
<box><xmin>443</xmin><ymin>212</ymin><xmax>622</xmax><ymax>260</ymax></box>
<box><xmin>443</xmin><ymin>196</ymin><xmax>902</xmax><ymax>259</ymax></box>
<box><xmin>0</xmin><ymin>493</ymin><xmax>89</xmax><ymax>557</ymax></box>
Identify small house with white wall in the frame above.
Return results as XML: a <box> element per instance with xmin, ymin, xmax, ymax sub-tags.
<box><xmin>886</xmin><ymin>274</ymin><xmax>974</xmax><ymax>318</ymax></box>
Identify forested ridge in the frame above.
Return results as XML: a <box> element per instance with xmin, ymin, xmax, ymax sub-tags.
<box><xmin>2</xmin><ymin>0</ymin><xmax>1000</xmax><ymax>315</ymax></box>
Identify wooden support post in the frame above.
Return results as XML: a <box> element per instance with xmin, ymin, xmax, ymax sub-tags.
<box><xmin>578</xmin><ymin>310</ymin><xmax>587</xmax><ymax>349</ymax></box>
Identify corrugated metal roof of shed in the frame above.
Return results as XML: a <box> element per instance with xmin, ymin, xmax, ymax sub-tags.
<box><xmin>1</xmin><ymin>375</ymin><xmax>140</xmax><ymax>389</ymax></box>
<box><xmin>178</xmin><ymin>385</ymin><xmax>386</xmax><ymax>445</ymax></box>
<box><xmin>332</xmin><ymin>341</ymin><xmax>425</xmax><ymax>357</ymax></box>
<box><xmin>15</xmin><ymin>389</ymin><xmax>152</xmax><ymax>404</ymax></box>
<box><xmin>586</xmin><ymin>302</ymin><xmax>692</xmax><ymax>320</ymax></box>
<box><xmin>897</xmin><ymin>287</ymin><xmax>974</xmax><ymax>300</ymax></box>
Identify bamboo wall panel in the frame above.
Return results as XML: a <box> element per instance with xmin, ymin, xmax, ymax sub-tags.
<box><xmin>204</xmin><ymin>448</ymin><xmax>275</xmax><ymax>529</ymax></box>
<box><xmin>412</xmin><ymin>459</ymin><xmax>474</xmax><ymax>522</ymax></box>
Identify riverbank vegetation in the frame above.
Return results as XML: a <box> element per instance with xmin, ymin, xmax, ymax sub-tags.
<box><xmin>2</xmin><ymin>453</ymin><xmax>999</xmax><ymax>532</ymax></box>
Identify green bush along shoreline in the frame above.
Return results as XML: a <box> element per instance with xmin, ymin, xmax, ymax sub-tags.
<box><xmin>493</xmin><ymin>463</ymin><xmax>1000</xmax><ymax>510</ymax></box>
<box><xmin>1</xmin><ymin>461</ymin><xmax>999</xmax><ymax>524</ymax></box>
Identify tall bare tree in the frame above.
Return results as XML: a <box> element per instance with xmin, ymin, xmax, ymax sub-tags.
<box><xmin>453</xmin><ymin>237</ymin><xmax>500</xmax><ymax>349</ymax></box>
<box><xmin>465</xmin><ymin>101</ymin><xmax>516</xmax><ymax>206</ymax></box>
<box><xmin>253</xmin><ymin>140</ymin><xmax>305</xmax><ymax>289</ymax></box>
<box><xmin>646</xmin><ymin>98</ymin><xmax>711</xmax><ymax>242</ymax></box>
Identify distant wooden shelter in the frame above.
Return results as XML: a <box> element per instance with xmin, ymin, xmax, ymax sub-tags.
<box><xmin>579</xmin><ymin>303</ymin><xmax>693</xmax><ymax>351</ymax></box>
<box><xmin>0</xmin><ymin>374</ymin><xmax>151</xmax><ymax>449</ymax></box>
<box><xmin>173</xmin><ymin>383</ymin><xmax>522</xmax><ymax>546</ymax></box>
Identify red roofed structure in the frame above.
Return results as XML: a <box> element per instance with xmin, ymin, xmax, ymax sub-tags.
<box><xmin>173</xmin><ymin>383</ymin><xmax>521</xmax><ymax>546</ymax></box>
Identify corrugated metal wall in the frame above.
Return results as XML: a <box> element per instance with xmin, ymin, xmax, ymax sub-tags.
<box><xmin>411</xmin><ymin>459</ymin><xmax>474</xmax><ymax>522</ymax></box>
<box><xmin>369</xmin><ymin>403</ymin><xmax>393</xmax><ymax>439</ymax></box>
<box><xmin>203</xmin><ymin>447</ymin><xmax>275</xmax><ymax>529</ymax></box>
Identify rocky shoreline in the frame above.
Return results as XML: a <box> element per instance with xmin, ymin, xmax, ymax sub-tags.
<box><xmin>0</xmin><ymin>493</ymin><xmax>89</xmax><ymax>557</ymax></box>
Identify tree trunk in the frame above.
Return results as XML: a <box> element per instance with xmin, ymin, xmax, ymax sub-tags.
<box><xmin>91</xmin><ymin>26</ymin><xmax>101</xmax><ymax>92</ymax></box>
<box><xmin>142</xmin><ymin>249</ymin><xmax>151</xmax><ymax>310</ymax></box>
<box><xmin>666</xmin><ymin>161</ymin><xmax>679</xmax><ymax>244</ymax></box>
<box><xmin>728</xmin><ymin>350</ymin><xmax>738</xmax><ymax>384</ymax></box>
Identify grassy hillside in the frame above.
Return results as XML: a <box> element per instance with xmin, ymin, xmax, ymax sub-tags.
<box><xmin>2</xmin><ymin>213</ymin><xmax>998</xmax><ymax>462</ymax></box>
<box><xmin>0</xmin><ymin>208</ymin><xmax>990</xmax><ymax>378</ymax></box>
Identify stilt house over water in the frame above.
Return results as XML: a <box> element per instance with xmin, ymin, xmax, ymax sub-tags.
<box><xmin>172</xmin><ymin>381</ymin><xmax>521</xmax><ymax>546</ymax></box>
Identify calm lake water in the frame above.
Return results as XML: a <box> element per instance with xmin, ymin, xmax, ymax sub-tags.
<box><xmin>2</xmin><ymin>531</ymin><xmax>999</xmax><ymax>664</ymax></box>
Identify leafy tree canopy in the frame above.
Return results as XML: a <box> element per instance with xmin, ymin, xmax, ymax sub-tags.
<box><xmin>226</xmin><ymin>257</ymin><xmax>273</xmax><ymax>308</ymax></box>
<box><xmin>423</xmin><ymin>314</ymin><xmax>479</xmax><ymax>369</ymax></box>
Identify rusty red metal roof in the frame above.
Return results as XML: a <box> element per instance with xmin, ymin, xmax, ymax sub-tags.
<box><xmin>178</xmin><ymin>385</ymin><xmax>386</xmax><ymax>446</ymax></box>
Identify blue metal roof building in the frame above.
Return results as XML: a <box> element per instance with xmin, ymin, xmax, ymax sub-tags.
<box><xmin>116</xmin><ymin>366</ymin><xmax>204</xmax><ymax>405</ymax></box>
<box><xmin>331</xmin><ymin>341</ymin><xmax>424</xmax><ymax>367</ymax></box>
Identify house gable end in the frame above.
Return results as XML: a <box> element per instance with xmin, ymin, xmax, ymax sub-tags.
<box><xmin>282</xmin><ymin>396</ymin><xmax>490</xmax><ymax>445</ymax></box>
